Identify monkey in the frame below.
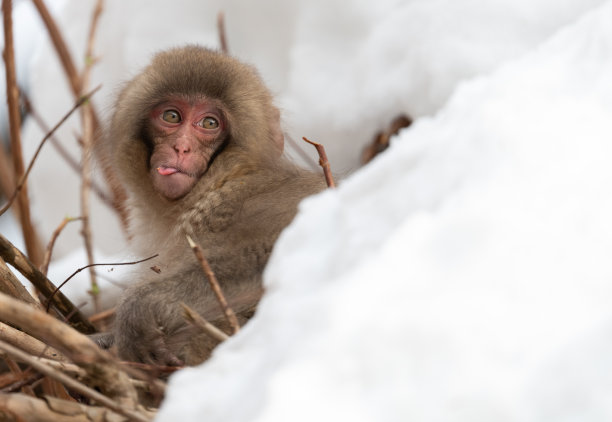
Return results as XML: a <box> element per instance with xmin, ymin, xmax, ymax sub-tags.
<box><xmin>96</xmin><ymin>46</ymin><xmax>327</xmax><ymax>366</ymax></box>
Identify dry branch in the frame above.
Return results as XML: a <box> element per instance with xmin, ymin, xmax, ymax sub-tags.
<box><xmin>31</xmin><ymin>0</ymin><xmax>130</xmax><ymax>231</ymax></box>
<box><xmin>0</xmin><ymin>232</ymin><xmax>96</xmax><ymax>334</ymax></box>
<box><xmin>217</xmin><ymin>11</ymin><xmax>229</xmax><ymax>53</ymax></box>
<box><xmin>88</xmin><ymin>306</ymin><xmax>115</xmax><ymax>324</ymax></box>
<box><xmin>41</xmin><ymin>216</ymin><xmax>83</xmax><ymax>276</ymax></box>
<box><xmin>302</xmin><ymin>137</ymin><xmax>336</xmax><ymax>188</ymax></box>
<box><xmin>0</xmin><ymin>322</ymin><xmax>66</xmax><ymax>362</ymax></box>
<box><xmin>0</xmin><ymin>369</ymin><xmax>41</xmax><ymax>393</ymax></box>
<box><xmin>0</xmin><ymin>256</ymin><xmax>37</xmax><ymax>305</ymax></box>
<box><xmin>23</xmin><ymin>95</ymin><xmax>114</xmax><ymax>208</ymax></box>
<box><xmin>0</xmin><ymin>293</ymin><xmax>144</xmax><ymax>408</ymax></box>
<box><xmin>79</xmin><ymin>0</ymin><xmax>105</xmax><ymax>314</ymax></box>
<box><xmin>2</xmin><ymin>0</ymin><xmax>44</xmax><ymax>266</ymax></box>
<box><xmin>361</xmin><ymin>114</ymin><xmax>412</xmax><ymax>164</ymax></box>
<box><xmin>47</xmin><ymin>254</ymin><xmax>158</xmax><ymax>313</ymax></box>
<box><xmin>2</xmin><ymin>356</ymin><xmax>35</xmax><ymax>396</ymax></box>
<box><xmin>31</xmin><ymin>0</ymin><xmax>82</xmax><ymax>99</ymax></box>
<box><xmin>186</xmin><ymin>235</ymin><xmax>240</xmax><ymax>334</ymax></box>
<box><xmin>285</xmin><ymin>133</ymin><xmax>319</xmax><ymax>171</ymax></box>
<box><xmin>181</xmin><ymin>303</ymin><xmax>229</xmax><ymax>342</ymax></box>
<box><xmin>0</xmin><ymin>340</ymin><xmax>150</xmax><ymax>422</ymax></box>
<box><xmin>0</xmin><ymin>86</ymin><xmax>102</xmax><ymax>218</ymax></box>
<box><xmin>0</xmin><ymin>322</ymin><xmax>65</xmax><ymax>363</ymax></box>
<box><xmin>0</xmin><ymin>140</ymin><xmax>15</xmax><ymax>200</ymax></box>
<box><xmin>1</xmin><ymin>392</ymin><xmax>153</xmax><ymax>422</ymax></box>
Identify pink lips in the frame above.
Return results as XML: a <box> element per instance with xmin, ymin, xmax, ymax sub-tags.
<box><xmin>157</xmin><ymin>166</ymin><xmax>179</xmax><ymax>176</ymax></box>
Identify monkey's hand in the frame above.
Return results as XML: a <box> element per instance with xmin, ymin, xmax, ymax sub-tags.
<box><xmin>89</xmin><ymin>332</ymin><xmax>115</xmax><ymax>349</ymax></box>
<box><xmin>113</xmin><ymin>283</ymin><xmax>188</xmax><ymax>367</ymax></box>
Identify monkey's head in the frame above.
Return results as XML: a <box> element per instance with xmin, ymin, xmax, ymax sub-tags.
<box><xmin>108</xmin><ymin>46</ymin><xmax>283</xmax><ymax>202</ymax></box>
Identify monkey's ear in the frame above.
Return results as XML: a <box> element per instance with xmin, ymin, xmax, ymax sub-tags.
<box><xmin>270</xmin><ymin>107</ymin><xmax>284</xmax><ymax>156</ymax></box>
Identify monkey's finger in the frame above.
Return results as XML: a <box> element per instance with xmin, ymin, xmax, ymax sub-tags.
<box><xmin>147</xmin><ymin>336</ymin><xmax>184</xmax><ymax>367</ymax></box>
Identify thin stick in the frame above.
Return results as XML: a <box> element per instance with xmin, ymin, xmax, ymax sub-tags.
<box><xmin>0</xmin><ymin>322</ymin><xmax>66</xmax><ymax>361</ymax></box>
<box><xmin>0</xmin><ymin>232</ymin><xmax>96</xmax><ymax>334</ymax></box>
<box><xmin>41</xmin><ymin>216</ymin><xmax>83</xmax><ymax>276</ymax></box>
<box><xmin>23</xmin><ymin>95</ymin><xmax>114</xmax><ymax>207</ymax></box>
<box><xmin>0</xmin><ymin>340</ymin><xmax>151</xmax><ymax>422</ymax></box>
<box><xmin>0</xmin><ymin>293</ymin><xmax>141</xmax><ymax>403</ymax></box>
<box><xmin>0</xmin><ymin>86</ymin><xmax>102</xmax><ymax>217</ymax></box>
<box><xmin>1</xmin><ymin>372</ymin><xmax>42</xmax><ymax>394</ymax></box>
<box><xmin>88</xmin><ymin>306</ymin><xmax>115</xmax><ymax>324</ymax></box>
<box><xmin>2</xmin><ymin>0</ymin><xmax>43</xmax><ymax>266</ymax></box>
<box><xmin>45</xmin><ymin>254</ymin><xmax>159</xmax><ymax>312</ymax></box>
<box><xmin>186</xmin><ymin>235</ymin><xmax>240</xmax><ymax>334</ymax></box>
<box><xmin>302</xmin><ymin>137</ymin><xmax>336</xmax><ymax>188</ymax></box>
<box><xmin>285</xmin><ymin>133</ymin><xmax>319</xmax><ymax>171</ymax></box>
<box><xmin>30</xmin><ymin>0</ymin><xmax>82</xmax><ymax>99</ymax></box>
<box><xmin>0</xmin><ymin>256</ymin><xmax>38</xmax><ymax>305</ymax></box>
<box><xmin>31</xmin><ymin>0</ymin><xmax>131</xmax><ymax>233</ymax></box>
<box><xmin>181</xmin><ymin>303</ymin><xmax>229</xmax><ymax>342</ymax></box>
<box><xmin>0</xmin><ymin>140</ymin><xmax>16</xmax><ymax>200</ymax></box>
<box><xmin>217</xmin><ymin>11</ymin><xmax>228</xmax><ymax>54</ymax></box>
<box><xmin>79</xmin><ymin>0</ymin><xmax>104</xmax><ymax>314</ymax></box>
<box><xmin>2</xmin><ymin>357</ymin><xmax>35</xmax><ymax>396</ymax></box>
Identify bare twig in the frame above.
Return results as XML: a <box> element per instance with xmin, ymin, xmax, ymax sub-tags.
<box><xmin>361</xmin><ymin>114</ymin><xmax>412</xmax><ymax>164</ymax></box>
<box><xmin>79</xmin><ymin>0</ymin><xmax>105</xmax><ymax>314</ymax></box>
<box><xmin>31</xmin><ymin>0</ymin><xmax>131</xmax><ymax>232</ymax></box>
<box><xmin>217</xmin><ymin>11</ymin><xmax>228</xmax><ymax>53</ymax></box>
<box><xmin>2</xmin><ymin>0</ymin><xmax>44</xmax><ymax>266</ymax></box>
<box><xmin>0</xmin><ymin>340</ymin><xmax>150</xmax><ymax>422</ymax></box>
<box><xmin>186</xmin><ymin>235</ymin><xmax>240</xmax><ymax>334</ymax></box>
<box><xmin>285</xmin><ymin>133</ymin><xmax>319</xmax><ymax>171</ymax></box>
<box><xmin>0</xmin><ymin>322</ymin><xmax>66</xmax><ymax>361</ymax></box>
<box><xmin>0</xmin><ymin>393</ymin><xmax>154</xmax><ymax>421</ymax></box>
<box><xmin>0</xmin><ymin>86</ymin><xmax>102</xmax><ymax>217</ymax></box>
<box><xmin>88</xmin><ymin>306</ymin><xmax>115</xmax><ymax>324</ymax></box>
<box><xmin>45</xmin><ymin>254</ymin><xmax>159</xmax><ymax>312</ymax></box>
<box><xmin>121</xmin><ymin>361</ymin><xmax>182</xmax><ymax>375</ymax></box>
<box><xmin>1</xmin><ymin>371</ymin><xmax>41</xmax><ymax>394</ymax></box>
<box><xmin>0</xmin><ymin>257</ymin><xmax>37</xmax><ymax>305</ymax></box>
<box><xmin>41</xmin><ymin>216</ymin><xmax>83</xmax><ymax>276</ymax></box>
<box><xmin>3</xmin><ymin>356</ymin><xmax>35</xmax><ymax>396</ymax></box>
<box><xmin>23</xmin><ymin>95</ymin><xmax>114</xmax><ymax>207</ymax></box>
<box><xmin>0</xmin><ymin>293</ymin><xmax>140</xmax><ymax>405</ymax></box>
<box><xmin>0</xmin><ymin>140</ymin><xmax>27</xmax><ymax>234</ymax></box>
<box><xmin>31</xmin><ymin>0</ymin><xmax>82</xmax><ymax>100</ymax></box>
<box><xmin>302</xmin><ymin>137</ymin><xmax>336</xmax><ymax>188</ymax></box>
<box><xmin>0</xmin><ymin>142</ymin><xmax>15</xmax><ymax>199</ymax></box>
<box><xmin>0</xmin><ymin>232</ymin><xmax>96</xmax><ymax>334</ymax></box>
<box><xmin>181</xmin><ymin>303</ymin><xmax>229</xmax><ymax>342</ymax></box>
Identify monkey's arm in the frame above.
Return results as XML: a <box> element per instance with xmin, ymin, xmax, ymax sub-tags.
<box><xmin>113</xmin><ymin>266</ymin><xmax>261</xmax><ymax>366</ymax></box>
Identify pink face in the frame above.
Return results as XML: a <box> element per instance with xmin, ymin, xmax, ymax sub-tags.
<box><xmin>148</xmin><ymin>98</ymin><xmax>226</xmax><ymax>200</ymax></box>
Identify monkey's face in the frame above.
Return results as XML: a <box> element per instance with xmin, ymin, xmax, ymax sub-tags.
<box><xmin>146</xmin><ymin>98</ymin><xmax>226</xmax><ymax>200</ymax></box>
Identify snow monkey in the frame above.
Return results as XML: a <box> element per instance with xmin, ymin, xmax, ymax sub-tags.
<box><xmin>97</xmin><ymin>46</ymin><xmax>326</xmax><ymax>366</ymax></box>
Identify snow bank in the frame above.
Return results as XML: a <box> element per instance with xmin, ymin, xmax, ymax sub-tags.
<box><xmin>157</xmin><ymin>2</ymin><xmax>612</xmax><ymax>421</ymax></box>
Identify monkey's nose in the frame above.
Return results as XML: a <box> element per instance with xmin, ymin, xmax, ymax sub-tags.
<box><xmin>173</xmin><ymin>143</ymin><xmax>191</xmax><ymax>154</ymax></box>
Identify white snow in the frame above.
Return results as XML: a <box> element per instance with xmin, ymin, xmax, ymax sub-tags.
<box><xmin>158</xmin><ymin>1</ymin><xmax>612</xmax><ymax>421</ymax></box>
<box><xmin>2</xmin><ymin>0</ymin><xmax>612</xmax><ymax>420</ymax></box>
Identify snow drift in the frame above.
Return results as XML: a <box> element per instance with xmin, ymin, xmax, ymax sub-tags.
<box><xmin>158</xmin><ymin>2</ymin><xmax>612</xmax><ymax>421</ymax></box>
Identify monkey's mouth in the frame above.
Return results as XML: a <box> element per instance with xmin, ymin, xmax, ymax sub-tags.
<box><xmin>157</xmin><ymin>166</ymin><xmax>180</xmax><ymax>176</ymax></box>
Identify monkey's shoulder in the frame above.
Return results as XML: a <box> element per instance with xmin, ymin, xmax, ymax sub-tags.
<box><xmin>181</xmin><ymin>163</ymin><xmax>324</xmax><ymax>233</ymax></box>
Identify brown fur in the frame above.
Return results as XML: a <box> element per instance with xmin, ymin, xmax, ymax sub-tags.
<box><xmin>98</xmin><ymin>46</ymin><xmax>326</xmax><ymax>365</ymax></box>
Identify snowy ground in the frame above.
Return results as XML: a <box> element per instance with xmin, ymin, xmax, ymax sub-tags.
<box><xmin>2</xmin><ymin>0</ymin><xmax>612</xmax><ymax>420</ymax></box>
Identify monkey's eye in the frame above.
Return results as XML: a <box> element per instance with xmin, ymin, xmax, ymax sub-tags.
<box><xmin>162</xmin><ymin>110</ymin><xmax>181</xmax><ymax>124</ymax></box>
<box><xmin>199</xmin><ymin>116</ymin><xmax>219</xmax><ymax>130</ymax></box>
